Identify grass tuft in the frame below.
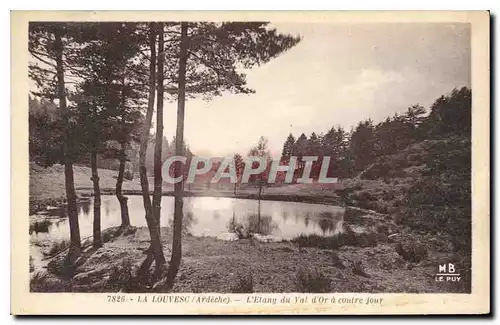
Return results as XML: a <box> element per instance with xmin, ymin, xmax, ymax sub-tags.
<box><xmin>295</xmin><ymin>269</ymin><xmax>332</xmax><ymax>293</ymax></box>
<box><xmin>231</xmin><ymin>272</ymin><xmax>254</xmax><ymax>293</ymax></box>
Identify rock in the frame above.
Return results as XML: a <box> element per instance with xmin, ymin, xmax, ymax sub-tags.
<box><xmin>73</xmin><ymin>272</ymin><xmax>95</xmax><ymax>285</ymax></box>
<box><xmin>387</xmin><ymin>233</ymin><xmax>399</xmax><ymax>243</ymax></box>
<box><xmin>216</xmin><ymin>232</ymin><xmax>239</xmax><ymax>241</ymax></box>
<box><xmin>252</xmin><ymin>233</ymin><xmax>282</xmax><ymax>243</ymax></box>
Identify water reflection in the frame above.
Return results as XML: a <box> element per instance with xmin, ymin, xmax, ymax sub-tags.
<box><xmin>167</xmin><ymin>211</ymin><xmax>197</xmax><ymax>235</ymax></box>
<box><xmin>282</xmin><ymin>211</ymin><xmax>289</xmax><ymax>222</ymax></box>
<box><xmin>30</xmin><ymin>196</ymin><xmax>345</xmax><ymax>242</ymax></box>
<box><xmin>304</xmin><ymin>213</ymin><xmax>310</xmax><ymax>227</ymax></box>
<box><xmin>318</xmin><ymin>216</ymin><xmax>336</xmax><ymax>235</ymax></box>
<box><xmin>80</xmin><ymin>201</ymin><xmax>91</xmax><ymax>215</ymax></box>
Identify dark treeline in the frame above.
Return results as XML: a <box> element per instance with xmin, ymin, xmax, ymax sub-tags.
<box><xmin>29</xmin><ymin>95</ymin><xmax>193</xmax><ymax>178</ymax></box>
<box><xmin>281</xmin><ymin>87</ymin><xmax>472</xmax><ymax>256</ymax></box>
<box><xmin>280</xmin><ymin>87</ymin><xmax>471</xmax><ymax>179</ymax></box>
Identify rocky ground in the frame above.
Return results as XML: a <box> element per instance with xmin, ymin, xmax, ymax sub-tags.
<box><xmin>30</xmin><ymin>225</ymin><xmax>469</xmax><ymax>293</ymax></box>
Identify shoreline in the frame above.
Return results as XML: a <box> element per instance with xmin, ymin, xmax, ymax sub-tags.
<box><xmin>30</xmin><ymin>186</ymin><xmax>344</xmax><ymax>215</ymax></box>
<box><xmin>31</xmin><ymin>186</ymin><xmax>388</xmax><ymax>224</ymax></box>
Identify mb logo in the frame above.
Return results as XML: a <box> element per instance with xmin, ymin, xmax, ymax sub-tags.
<box><xmin>435</xmin><ymin>263</ymin><xmax>461</xmax><ymax>282</ymax></box>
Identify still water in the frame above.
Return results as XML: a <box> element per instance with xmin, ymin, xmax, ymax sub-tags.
<box><xmin>31</xmin><ymin>196</ymin><xmax>345</xmax><ymax>242</ymax></box>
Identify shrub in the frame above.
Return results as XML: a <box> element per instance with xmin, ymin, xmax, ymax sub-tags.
<box><xmin>295</xmin><ymin>269</ymin><xmax>331</xmax><ymax>293</ymax></box>
<box><xmin>227</xmin><ymin>218</ymin><xmax>250</xmax><ymax>239</ymax></box>
<box><xmin>45</xmin><ymin>239</ymin><xmax>70</xmax><ymax>257</ymax></box>
<box><xmin>29</xmin><ymin>219</ymin><xmax>52</xmax><ymax>234</ymax></box>
<box><xmin>394</xmin><ymin>242</ymin><xmax>428</xmax><ymax>263</ymax></box>
<box><xmin>291</xmin><ymin>234</ymin><xmax>341</xmax><ymax>250</ymax></box>
<box><xmin>381</xmin><ymin>190</ymin><xmax>396</xmax><ymax>201</ymax></box>
<box><xmin>107</xmin><ymin>259</ymin><xmax>134</xmax><ymax>292</ymax></box>
<box><xmin>330</xmin><ymin>252</ymin><xmax>346</xmax><ymax>269</ymax></box>
<box><xmin>350</xmin><ymin>259</ymin><xmax>370</xmax><ymax>278</ymax></box>
<box><xmin>231</xmin><ymin>272</ymin><xmax>254</xmax><ymax>293</ymax></box>
<box><xmin>30</xmin><ymin>270</ymin><xmax>69</xmax><ymax>292</ymax></box>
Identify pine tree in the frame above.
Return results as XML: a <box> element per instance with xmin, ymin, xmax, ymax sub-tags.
<box><xmin>164</xmin><ymin>22</ymin><xmax>300</xmax><ymax>289</ymax></box>
<box><xmin>281</xmin><ymin>133</ymin><xmax>296</xmax><ymax>157</ymax></box>
<box><xmin>29</xmin><ymin>22</ymin><xmax>83</xmax><ymax>260</ymax></box>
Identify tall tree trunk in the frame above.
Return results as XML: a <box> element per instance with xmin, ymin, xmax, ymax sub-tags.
<box><xmin>138</xmin><ymin>23</ymin><xmax>165</xmax><ymax>273</ymax></box>
<box><xmin>54</xmin><ymin>27</ymin><xmax>81</xmax><ymax>258</ymax></box>
<box><xmin>152</xmin><ymin>23</ymin><xmax>165</xmax><ymax>233</ymax></box>
<box><xmin>91</xmin><ymin>149</ymin><xmax>102</xmax><ymax>248</ymax></box>
<box><xmin>257</xmin><ymin>197</ymin><xmax>261</xmax><ymax>234</ymax></box>
<box><xmin>116</xmin><ymin>141</ymin><xmax>130</xmax><ymax>227</ymax></box>
<box><xmin>166</xmin><ymin>22</ymin><xmax>189</xmax><ymax>290</ymax></box>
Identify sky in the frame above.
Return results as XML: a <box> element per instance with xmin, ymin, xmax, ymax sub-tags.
<box><xmin>160</xmin><ymin>22</ymin><xmax>471</xmax><ymax>157</ymax></box>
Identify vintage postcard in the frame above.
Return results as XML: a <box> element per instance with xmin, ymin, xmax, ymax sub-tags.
<box><xmin>11</xmin><ymin>11</ymin><xmax>490</xmax><ymax>315</ymax></box>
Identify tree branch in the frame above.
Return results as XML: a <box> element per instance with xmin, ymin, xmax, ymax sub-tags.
<box><xmin>29</xmin><ymin>50</ymin><xmax>56</xmax><ymax>68</ymax></box>
<box><xmin>186</xmin><ymin>50</ymin><xmax>222</xmax><ymax>81</ymax></box>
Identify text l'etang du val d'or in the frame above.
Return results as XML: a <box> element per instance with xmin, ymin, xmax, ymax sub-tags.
<box><xmin>107</xmin><ymin>294</ymin><xmax>384</xmax><ymax>306</ymax></box>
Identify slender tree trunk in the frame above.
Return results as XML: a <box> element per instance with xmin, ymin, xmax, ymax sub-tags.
<box><xmin>54</xmin><ymin>27</ymin><xmax>81</xmax><ymax>258</ymax></box>
<box><xmin>234</xmin><ymin>182</ymin><xmax>237</xmax><ymax>196</ymax></box>
<box><xmin>116</xmin><ymin>141</ymin><xmax>130</xmax><ymax>227</ymax></box>
<box><xmin>91</xmin><ymin>149</ymin><xmax>102</xmax><ymax>248</ymax></box>
<box><xmin>166</xmin><ymin>22</ymin><xmax>189</xmax><ymax>290</ymax></box>
<box><xmin>138</xmin><ymin>23</ymin><xmax>165</xmax><ymax>273</ymax></box>
<box><xmin>153</xmin><ymin>22</ymin><xmax>165</xmax><ymax>233</ymax></box>
<box><xmin>257</xmin><ymin>196</ymin><xmax>261</xmax><ymax>234</ymax></box>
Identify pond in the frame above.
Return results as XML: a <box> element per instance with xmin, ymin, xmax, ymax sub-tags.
<box><xmin>30</xmin><ymin>196</ymin><xmax>345</xmax><ymax>243</ymax></box>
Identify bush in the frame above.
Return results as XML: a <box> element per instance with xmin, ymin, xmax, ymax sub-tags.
<box><xmin>330</xmin><ymin>252</ymin><xmax>346</xmax><ymax>269</ymax></box>
<box><xmin>231</xmin><ymin>272</ymin><xmax>254</xmax><ymax>293</ymax></box>
<box><xmin>107</xmin><ymin>260</ymin><xmax>134</xmax><ymax>292</ymax></box>
<box><xmin>291</xmin><ymin>234</ymin><xmax>341</xmax><ymax>250</ymax></box>
<box><xmin>30</xmin><ymin>270</ymin><xmax>69</xmax><ymax>292</ymax></box>
<box><xmin>295</xmin><ymin>269</ymin><xmax>331</xmax><ymax>293</ymax></box>
<box><xmin>394</xmin><ymin>242</ymin><xmax>428</xmax><ymax>263</ymax></box>
<box><xmin>381</xmin><ymin>190</ymin><xmax>396</xmax><ymax>201</ymax></box>
<box><xmin>227</xmin><ymin>218</ymin><xmax>250</xmax><ymax>239</ymax></box>
<box><xmin>45</xmin><ymin>239</ymin><xmax>70</xmax><ymax>257</ymax></box>
<box><xmin>29</xmin><ymin>220</ymin><xmax>52</xmax><ymax>234</ymax></box>
<box><xmin>350</xmin><ymin>259</ymin><xmax>370</xmax><ymax>278</ymax></box>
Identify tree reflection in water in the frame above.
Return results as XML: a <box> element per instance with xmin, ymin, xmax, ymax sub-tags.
<box><xmin>317</xmin><ymin>212</ymin><xmax>340</xmax><ymax>235</ymax></box>
<box><xmin>227</xmin><ymin>203</ymin><xmax>279</xmax><ymax>238</ymax></box>
<box><xmin>282</xmin><ymin>211</ymin><xmax>289</xmax><ymax>222</ymax></box>
<box><xmin>303</xmin><ymin>213</ymin><xmax>310</xmax><ymax>227</ymax></box>
<box><xmin>169</xmin><ymin>211</ymin><xmax>197</xmax><ymax>235</ymax></box>
<box><xmin>80</xmin><ymin>200</ymin><xmax>91</xmax><ymax>215</ymax></box>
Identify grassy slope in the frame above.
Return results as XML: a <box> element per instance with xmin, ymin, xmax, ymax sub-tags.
<box><xmin>30</xmin><ymin>162</ymin><xmax>142</xmax><ymax>202</ymax></box>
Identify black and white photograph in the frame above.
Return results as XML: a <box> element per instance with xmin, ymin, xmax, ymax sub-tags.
<box><xmin>11</xmin><ymin>10</ymin><xmax>490</xmax><ymax>315</ymax></box>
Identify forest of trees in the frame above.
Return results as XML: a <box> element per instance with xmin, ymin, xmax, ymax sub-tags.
<box><xmin>280</xmin><ymin>87</ymin><xmax>472</xmax><ymax>254</ymax></box>
<box><xmin>28</xmin><ymin>22</ymin><xmax>300</xmax><ymax>290</ymax></box>
<box><xmin>280</xmin><ymin>87</ymin><xmax>471</xmax><ymax>180</ymax></box>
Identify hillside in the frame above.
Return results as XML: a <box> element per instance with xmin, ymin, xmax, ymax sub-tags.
<box><xmin>29</xmin><ymin>163</ymin><xmax>141</xmax><ymax>213</ymax></box>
